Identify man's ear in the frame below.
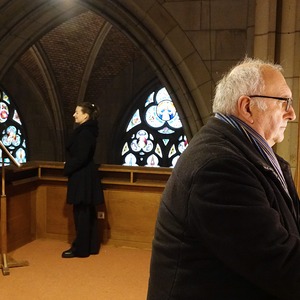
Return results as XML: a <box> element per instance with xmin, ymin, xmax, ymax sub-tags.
<box><xmin>237</xmin><ymin>96</ymin><xmax>254</xmax><ymax>123</ymax></box>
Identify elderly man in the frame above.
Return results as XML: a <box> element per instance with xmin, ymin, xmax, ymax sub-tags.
<box><xmin>147</xmin><ymin>57</ymin><xmax>300</xmax><ymax>299</ymax></box>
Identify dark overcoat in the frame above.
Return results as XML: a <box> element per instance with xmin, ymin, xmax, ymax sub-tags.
<box><xmin>64</xmin><ymin>119</ymin><xmax>104</xmax><ymax>206</ymax></box>
<box><xmin>147</xmin><ymin>117</ymin><xmax>300</xmax><ymax>300</ymax></box>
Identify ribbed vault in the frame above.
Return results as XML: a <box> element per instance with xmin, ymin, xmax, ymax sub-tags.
<box><xmin>0</xmin><ymin>0</ymin><xmax>255</xmax><ymax>163</ymax></box>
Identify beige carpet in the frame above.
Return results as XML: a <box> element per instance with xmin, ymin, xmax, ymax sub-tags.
<box><xmin>1</xmin><ymin>239</ymin><xmax>151</xmax><ymax>300</ymax></box>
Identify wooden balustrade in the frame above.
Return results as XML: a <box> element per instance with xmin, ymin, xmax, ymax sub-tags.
<box><xmin>2</xmin><ymin>162</ymin><xmax>171</xmax><ymax>252</ymax></box>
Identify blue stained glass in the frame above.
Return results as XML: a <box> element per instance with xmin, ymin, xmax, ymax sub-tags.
<box><xmin>0</xmin><ymin>90</ymin><xmax>27</xmax><ymax>165</ymax></box>
<box><xmin>178</xmin><ymin>141</ymin><xmax>187</xmax><ymax>153</ymax></box>
<box><xmin>0</xmin><ymin>102</ymin><xmax>9</xmax><ymax>123</ymax></box>
<box><xmin>158</xmin><ymin>127</ymin><xmax>174</xmax><ymax>134</ymax></box>
<box><xmin>162</xmin><ymin>139</ymin><xmax>169</xmax><ymax>145</ymax></box>
<box><xmin>131</xmin><ymin>129</ymin><xmax>154</xmax><ymax>153</ymax></box>
<box><xmin>145</xmin><ymin>92</ymin><xmax>155</xmax><ymax>107</ymax></box>
<box><xmin>127</xmin><ymin>109</ymin><xmax>141</xmax><ymax>132</ymax></box>
<box><xmin>121</xmin><ymin>87</ymin><xmax>188</xmax><ymax>167</ymax></box>
<box><xmin>145</xmin><ymin>106</ymin><xmax>164</xmax><ymax>128</ymax></box>
<box><xmin>143</xmin><ymin>140</ymin><xmax>154</xmax><ymax>152</ymax></box>
<box><xmin>156</xmin><ymin>88</ymin><xmax>171</xmax><ymax>103</ymax></box>
<box><xmin>167</xmin><ymin>113</ymin><xmax>182</xmax><ymax>129</ymax></box>
<box><xmin>171</xmin><ymin>155</ymin><xmax>180</xmax><ymax>168</ymax></box>
<box><xmin>130</xmin><ymin>139</ymin><xmax>140</xmax><ymax>152</ymax></box>
<box><xmin>136</xmin><ymin>129</ymin><xmax>148</xmax><ymax>139</ymax></box>
<box><xmin>124</xmin><ymin>153</ymin><xmax>138</xmax><ymax>166</ymax></box>
<box><xmin>146</xmin><ymin>154</ymin><xmax>159</xmax><ymax>167</ymax></box>
<box><xmin>156</xmin><ymin>100</ymin><xmax>176</xmax><ymax>121</ymax></box>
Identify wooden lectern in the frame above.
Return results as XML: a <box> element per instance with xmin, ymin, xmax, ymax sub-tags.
<box><xmin>0</xmin><ymin>141</ymin><xmax>29</xmax><ymax>275</ymax></box>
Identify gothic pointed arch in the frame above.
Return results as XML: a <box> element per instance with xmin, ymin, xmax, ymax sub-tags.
<box><xmin>118</xmin><ymin>86</ymin><xmax>188</xmax><ymax>168</ymax></box>
<box><xmin>0</xmin><ymin>88</ymin><xmax>27</xmax><ymax>164</ymax></box>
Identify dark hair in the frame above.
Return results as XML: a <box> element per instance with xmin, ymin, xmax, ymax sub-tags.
<box><xmin>78</xmin><ymin>102</ymin><xmax>100</xmax><ymax>120</ymax></box>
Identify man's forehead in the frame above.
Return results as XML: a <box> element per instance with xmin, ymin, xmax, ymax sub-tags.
<box><xmin>262</xmin><ymin>66</ymin><xmax>290</xmax><ymax>92</ymax></box>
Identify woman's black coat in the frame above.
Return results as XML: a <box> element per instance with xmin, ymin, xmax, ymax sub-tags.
<box><xmin>64</xmin><ymin>119</ymin><xmax>103</xmax><ymax>206</ymax></box>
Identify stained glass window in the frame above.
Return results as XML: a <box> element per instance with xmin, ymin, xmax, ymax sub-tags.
<box><xmin>121</xmin><ymin>87</ymin><xmax>188</xmax><ymax>168</ymax></box>
<box><xmin>0</xmin><ymin>89</ymin><xmax>27</xmax><ymax>165</ymax></box>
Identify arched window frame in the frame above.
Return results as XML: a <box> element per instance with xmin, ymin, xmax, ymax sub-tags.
<box><xmin>0</xmin><ymin>88</ymin><xmax>27</xmax><ymax>165</ymax></box>
<box><xmin>119</xmin><ymin>86</ymin><xmax>188</xmax><ymax>168</ymax></box>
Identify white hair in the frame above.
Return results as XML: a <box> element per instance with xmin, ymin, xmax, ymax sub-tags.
<box><xmin>212</xmin><ymin>57</ymin><xmax>283</xmax><ymax>114</ymax></box>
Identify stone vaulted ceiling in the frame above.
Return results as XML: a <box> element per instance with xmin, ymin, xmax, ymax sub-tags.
<box><xmin>16</xmin><ymin>9</ymin><xmax>142</xmax><ymax>133</ymax></box>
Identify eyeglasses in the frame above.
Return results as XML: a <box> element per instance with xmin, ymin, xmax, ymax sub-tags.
<box><xmin>248</xmin><ymin>95</ymin><xmax>293</xmax><ymax>112</ymax></box>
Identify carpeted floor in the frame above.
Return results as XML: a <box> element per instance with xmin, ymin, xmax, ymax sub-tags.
<box><xmin>1</xmin><ymin>239</ymin><xmax>151</xmax><ymax>300</ymax></box>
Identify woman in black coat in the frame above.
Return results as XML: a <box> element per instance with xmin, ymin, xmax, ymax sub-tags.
<box><xmin>62</xmin><ymin>102</ymin><xmax>104</xmax><ymax>258</ymax></box>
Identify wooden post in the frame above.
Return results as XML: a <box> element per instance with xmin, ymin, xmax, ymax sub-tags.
<box><xmin>1</xmin><ymin>164</ymin><xmax>9</xmax><ymax>274</ymax></box>
<box><xmin>0</xmin><ymin>142</ymin><xmax>29</xmax><ymax>275</ymax></box>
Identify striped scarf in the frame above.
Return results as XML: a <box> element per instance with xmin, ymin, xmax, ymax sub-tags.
<box><xmin>215</xmin><ymin>113</ymin><xmax>291</xmax><ymax>198</ymax></box>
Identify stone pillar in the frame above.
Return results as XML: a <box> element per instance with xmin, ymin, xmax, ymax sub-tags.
<box><xmin>273</xmin><ymin>0</ymin><xmax>299</xmax><ymax>178</ymax></box>
<box><xmin>253</xmin><ymin>0</ymin><xmax>277</xmax><ymax>61</ymax></box>
<box><xmin>254</xmin><ymin>0</ymin><xmax>299</xmax><ymax>180</ymax></box>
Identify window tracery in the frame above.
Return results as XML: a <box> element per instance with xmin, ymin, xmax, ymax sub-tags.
<box><xmin>121</xmin><ymin>87</ymin><xmax>188</xmax><ymax>168</ymax></box>
<box><xmin>0</xmin><ymin>89</ymin><xmax>27</xmax><ymax>165</ymax></box>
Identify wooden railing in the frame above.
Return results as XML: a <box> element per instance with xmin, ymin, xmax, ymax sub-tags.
<box><xmin>2</xmin><ymin>161</ymin><xmax>172</xmax><ymax>253</ymax></box>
